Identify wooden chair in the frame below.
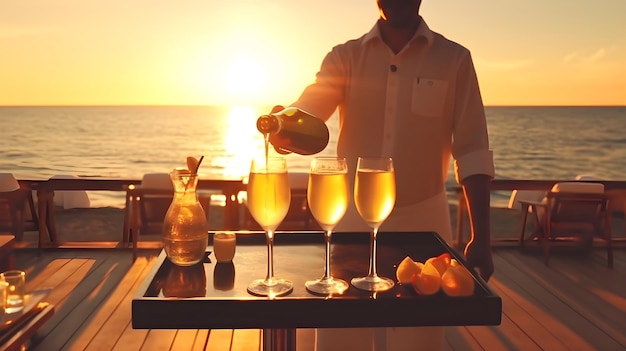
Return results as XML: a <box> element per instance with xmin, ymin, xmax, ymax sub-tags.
<box><xmin>0</xmin><ymin>174</ymin><xmax>38</xmax><ymax>241</ymax></box>
<box><xmin>127</xmin><ymin>173</ymin><xmax>174</xmax><ymax>250</ymax></box>
<box><xmin>136</xmin><ymin>173</ymin><xmax>173</xmax><ymax>236</ymax></box>
<box><xmin>519</xmin><ymin>182</ymin><xmax>613</xmax><ymax>267</ymax></box>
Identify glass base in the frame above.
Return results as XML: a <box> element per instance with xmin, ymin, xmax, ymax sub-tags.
<box><xmin>305</xmin><ymin>277</ymin><xmax>349</xmax><ymax>295</ymax></box>
<box><xmin>247</xmin><ymin>278</ymin><xmax>293</xmax><ymax>297</ymax></box>
<box><xmin>351</xmin><ymin>275</ymin><xmax>395</xmax><ymax>292</ymax></box>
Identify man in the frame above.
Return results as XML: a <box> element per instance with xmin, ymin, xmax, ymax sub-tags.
<box><xmin>281</xmin><ymin>0</ymin><xmax>495</xmax><ymax>349</ymax></box>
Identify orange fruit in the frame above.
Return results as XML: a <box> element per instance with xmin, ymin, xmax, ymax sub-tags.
<box><xmin>425</xmin><ymin>253</ymin><xmax>451</xmax><ymax>277</ymax></box>
<box><xmin>411</xmin><ymin>261</ymin><xmax>441</xmax><ymax>295</ymax></box>
<box><xmin>441</xmin><ymin>259</ymin><xmax>475</xmax><ymax>296</ymax></box>
<box><xmin>396</xmin><ymin>256</ymin><xmax>424</xmax><ymax>284</ymax></box>
<box><xmin>186</xmin><ymin>156</ymin><xmax>199</xmax><ymax>173</ymax></box>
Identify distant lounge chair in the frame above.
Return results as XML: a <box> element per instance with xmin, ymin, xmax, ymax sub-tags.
<box><xmin>136</xmin><ymin>173</ymin><xmax>173</xmax><ymax>236</ymax></box>
<box><xmin>519</xmin><ymin>182</ymin><xmax>613</xmax><ymax>267</ymax></box>
<box><xmin>50</xmin><ymin>174</ymin><xmax>91</xmax><ymax>209</ymax></box>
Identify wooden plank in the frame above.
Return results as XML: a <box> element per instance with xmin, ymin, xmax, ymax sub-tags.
<box><xmin>140</xmin><ymin>329</ymin><xmax>177</xmax><ymax>351</ymax></box>
<box><xmin>444</xmin><ymin>326</ymin><xmax>482</xmax><ymax>350</ymax></box>
<box><xmin>206</xmin><ymin>329</ymin><xmax>233</xmax><ymax>351</ymax></box>
<box><xmin>170</xmin><ymin>330</ymin><xmax>200</xmax><ymax>351</ymax></box>
<box><xmin>63</xmin><ymin>255</ymin><xmax>153</xmax><ymax>350</ymax></box>
<box><xmin>231</xmin><ymin>329</ymin><xmax>260</xmax><ymax>351</ymax></box>
<box><xmin>550</xmin><ymin>254</ymin><xmax>626</xmax><ymax>314</ymax></box>
<box><xmin>500</xmin><ymin>250</ymin><xmax>626</xmax><ymax>349</ymax></box>
<box><xmin>111</xmin><ymin>323</ymin><xmax>148</xmax><ymax>351</ymax></box>
<box><xmin>496</xmin><ymin>250</ymin><xmax>623</xmax><ymax>350</ymax></box>
<box><xmin>31</xmin><ymin>258</ymin><xmax>94</xmax><ymax>307</ymax></box>
<box><xmin>191</xmin><ymin>329</ymin><xmax>209</xmax><ymax>351</ymax></box>
<box><xmin>23</xmin><ymin>256</ymin><xmax>75</xmax><ymax>291</ymax></box>
<box><xmin>486</xmin><ymin>283</ymin><xmax>561</xmax><ymax>350</ymax></box>
<box><xmin>29</xmin><ymin>253</ymin><xmax>123</xmax><ymax>350</ymax></box>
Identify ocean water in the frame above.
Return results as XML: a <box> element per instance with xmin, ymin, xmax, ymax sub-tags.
<box><xmin>1</xmin><ymin>105</ymin><xmax>625</xmax><ymax>208</ymax></box>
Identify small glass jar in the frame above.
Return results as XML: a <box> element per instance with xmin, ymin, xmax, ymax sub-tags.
<box><xmin>213</xmin><ymin>231</ymin><xmax>236</xmax><ymax>262</ymax></box>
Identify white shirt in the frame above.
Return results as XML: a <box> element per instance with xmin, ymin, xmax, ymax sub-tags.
<box><xmin>293</xmin><ymin>17</ymin><xmax>495</xmax><ymax>208</ymax></box>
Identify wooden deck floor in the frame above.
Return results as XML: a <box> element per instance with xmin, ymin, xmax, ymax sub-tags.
<box><xmin>12</xmin><ymin>244</ymin><xmax>626</xmax><ymax>351</ymax></box>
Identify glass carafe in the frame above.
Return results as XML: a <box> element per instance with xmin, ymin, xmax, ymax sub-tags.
<box><xmin>162</xmin><ymin>168</ymin><xmax>208</xmax><ymax>266</ymax></box>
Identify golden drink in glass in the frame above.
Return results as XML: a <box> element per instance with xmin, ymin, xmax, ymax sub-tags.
<box><xmin>305</xmin><ymin>157</ymin><xmax>349</xmax><ymax>295</ymax></box>
<box><xmin>351</xmin><ymin>157</ymin><xmax>396</xmax><ymax>292</ymax></box>
<box><xmin>246</xmin><ymin>157</ymin><xmax>292</xmax><ymax>296</ymax></box>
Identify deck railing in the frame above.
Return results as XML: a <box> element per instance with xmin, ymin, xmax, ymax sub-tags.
<box><xmin>454</xmin><ymin>179</ymin><xmax>626</xmax><ymax>248</ymax></box>
<box><xmin>12</xmin><ymin>178</ymin><xmax>626</xmax><ymax>249</ymax></box>
<box><xmin>16</xmin><ymin>178</ymin><xmax>246</xmax><ymax>248</ymax></box>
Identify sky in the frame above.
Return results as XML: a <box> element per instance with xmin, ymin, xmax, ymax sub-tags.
<box><xmin>1</xmin><ymin>0</ymin><xmax>625</xmax><ymax>106</ymax></box>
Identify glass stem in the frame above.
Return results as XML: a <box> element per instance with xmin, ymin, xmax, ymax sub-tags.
<box><xmin>368</xmin><ymin>227</ymin><xmax>379</xmax><ymax>278</ymax></box>
<box><xmin>322</xmin><ymin>230</ymin><xmax>332</xmax><ymax>280</ymax></box>
<box><xmin>266</xmin><ymin>230</ymin><xmax>275</xmax><ymax>283</ymax></box>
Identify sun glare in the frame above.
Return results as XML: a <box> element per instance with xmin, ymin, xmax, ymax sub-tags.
<box><xmin>221</xmin><ymin>106</ymin><xmax>265</xmax><ymax>178</ymax></box>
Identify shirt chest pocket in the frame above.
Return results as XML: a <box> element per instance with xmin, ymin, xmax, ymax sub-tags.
<box><xmin>411</xmin><ymin>78</ymin><xmax>449</xmax><ymax>118</ymax></box>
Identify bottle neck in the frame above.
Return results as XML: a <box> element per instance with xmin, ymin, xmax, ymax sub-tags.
<box><xmin>257</xmin><ymin>115</ymin><xmax>280</xmax><ymax>134</ymax></box>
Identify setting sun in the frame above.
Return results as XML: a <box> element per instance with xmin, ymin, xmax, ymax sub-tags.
<box><xmin>222</xmin><ymin>106</ymin><xmax>265</xmax><ymax>178</ymax></box>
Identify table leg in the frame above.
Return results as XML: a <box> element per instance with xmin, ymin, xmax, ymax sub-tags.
<box><xmin>122</xmin><ymin>192</ymin><xmax>131</xmax><ymax>244</ymax></box>
<box><xmin>518</xmin><ymin>203</ymin><xmax>530</xmax><ymax>248</ymax></box>
<box><xmin>37</xmin><ymin>190</ymin><xmax>48</xmax><ymax>248</ymax></box>
<box><xmin>263</xmin><ymin>328</ymin><xmax>296</xmax><ymax>351</ymax></box>
<box><xmin>131</xmin><ymin>194</ymin><xmax>140</xmax><ymax>255</ymax></box>
<box><xmin>47</xmin><ymin>192</ymin><xmax>58</xmax><ymax>246</ymax></box>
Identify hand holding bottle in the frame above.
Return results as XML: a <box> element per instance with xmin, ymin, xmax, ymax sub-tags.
<box><xmin>257</xmin><ymin>106</ymin><xmax>330</xmax><ymax>155</ymax></box>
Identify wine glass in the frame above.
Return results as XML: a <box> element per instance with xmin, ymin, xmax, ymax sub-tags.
<box><xmin>351</xmin><ymin>157</ymin><xmax>396</xmax><ymax>292</ymax></box>
<box><xmin>246</xmin><ymin>157</ymin><xmax>292</xmax><ymax>297</ymax></box>
<box><xmin>305</xmin><ymin>157</ymin><xmax>350</xmax><ymax>295</ymax></box>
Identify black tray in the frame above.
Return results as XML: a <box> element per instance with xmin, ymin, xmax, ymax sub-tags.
<box><xmin>132</xmin><ymin>231</ymin><xmax>501</xmax><ymax>329</ymax></box>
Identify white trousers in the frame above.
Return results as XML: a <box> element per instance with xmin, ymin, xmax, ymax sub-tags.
<box><xmin>317</xmin><ymin>191</ymin><xmax>452</xmax><ymax>351</ymax></box>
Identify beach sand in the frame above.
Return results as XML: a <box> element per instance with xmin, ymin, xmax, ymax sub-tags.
<box><xmin>15</xmin><ymin>201</ymin><xmax>624</xmax><ymax>249</ymax></box>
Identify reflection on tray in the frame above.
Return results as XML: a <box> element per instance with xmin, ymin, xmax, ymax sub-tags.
<box><xmin>161</xmin><ymin>262</ymin><xmax>207</xmax><ymax>298</ymax></box>
<box><xmin>213</xmin><ymin>262</ymin><xmax>235</xmax><ymax>291</ymax></box>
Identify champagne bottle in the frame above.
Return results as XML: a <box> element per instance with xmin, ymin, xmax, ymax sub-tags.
<box><xmin>257</xmin><ymin>107</ymin><xmax>330</xmax><ymax>155</ymax></box>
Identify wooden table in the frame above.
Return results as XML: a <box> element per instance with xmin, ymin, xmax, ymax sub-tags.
<box><xmin>0</xmin><ymin>235</ymin><xmax>15</xmax><ymax>271</ymax></box>
<box><xmin>132</xmin><ymin>231</ymin><xmax>501</xmax><ymax>351</ymax></box>
<box><xmin>32</xmin><ymin>178</ymin><xmax>138</xmax><ymax>248</ymax></box>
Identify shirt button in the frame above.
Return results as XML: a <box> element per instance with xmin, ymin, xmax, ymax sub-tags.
<box><xmin>390</xmin><ymin>65</ymin><xmax>397</xmax><ymax>72</ymax></box>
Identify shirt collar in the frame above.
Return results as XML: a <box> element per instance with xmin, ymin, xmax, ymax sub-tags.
<box><xmin>363</xmin><ymin>15</ymin><xmax>434</xmax><ymax>47</ymax></box>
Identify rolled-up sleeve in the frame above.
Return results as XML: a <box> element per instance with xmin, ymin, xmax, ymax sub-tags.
<box><xmin>454</xmin><ymin>149</ymin><xmax>495</xmax><ymax>182</ymax></box>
